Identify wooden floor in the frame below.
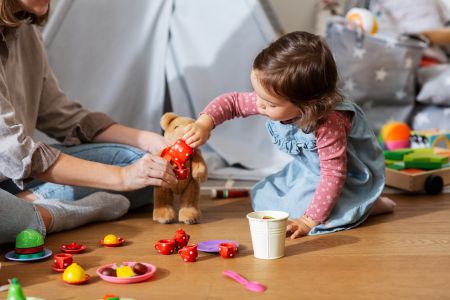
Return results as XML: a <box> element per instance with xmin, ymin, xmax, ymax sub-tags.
<box><xmin>1</xmin><ymin>191</ymin><xmax>450</xmax><ymax>300</ymax></box>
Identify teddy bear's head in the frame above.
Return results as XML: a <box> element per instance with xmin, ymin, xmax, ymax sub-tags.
<box><xmin>160</xmin><ymin>112</ymin><xmax>195</xmax><ymax>144</ymax></box>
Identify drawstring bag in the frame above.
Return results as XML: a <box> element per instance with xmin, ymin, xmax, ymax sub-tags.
<box><xmin>326</xmin><ymin>17</ymin><xmax>427</xmax><ymax>133</ymax></box>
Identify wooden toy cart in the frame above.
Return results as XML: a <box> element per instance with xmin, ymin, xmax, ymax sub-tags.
<box><xmin>385</xmin><ymin>166</ymin><xmax>450</xmax><ymax>194</ymax></box>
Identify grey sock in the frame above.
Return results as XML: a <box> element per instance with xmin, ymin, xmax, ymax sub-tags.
<box><xmin>34</xmin><ymin>192</ymin><xmax>130</xmax><ymax>233</ymax></box>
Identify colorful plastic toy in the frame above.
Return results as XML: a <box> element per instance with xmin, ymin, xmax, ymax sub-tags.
<box><xmin>222</xmin><ymin>270</ymin><xmax>266</xmax><ymax>293</ymax></box>
<box><xmin>345</xmin><ymin>7</ymin><xmax>378</xmax><ymax>35</ymax></box>
<box><xmin>219</xmin><ymin>242</ymin><xmax>238</xmax><ymax>259</ymax></box>
<box><xmin>100</xmin><ymin>234</ymin><xmax>125</xmax><ymax>247</ymax></box>
<box><xmin>410</xmin><ymin>129</ymin><xmax>450</xmax><ymax>149</ymax></box>
<box><xmin>154</xmin><ymin>239</ymin><xmax>177</xmax><ymax>255</ymax></box>
<box><xmin>385</xmin><ymin>148</ymin><xmax>450</xmax><ymax>194</ymax></box>
<box><xmin>51</xmin><ymin>253</ymin><xmax>73</xmax><ymax>272</ymax></box>
<box><xmin>5</xmin><ymin>229</ymin><xmax>52</xmax><ymax>262</ymax></box>
<box><xmin>178</xmin><ymin>244</ymin><xmax>198</xmax><ymax>262</ymax></box>
<box><xmin>7</xmin><ymin>278</ymin><xmax>26</xmax><ymax>300</ymax></box>
<box><xmin>378</xmin><ymin>122</ymin><xmax>411</xmax><ymax>150</ymax></box>
<box><xmin>96</xmin><ymin>262</ymin><xmax>157</xmax><ymax>284</ymax></box>
<box><xmin>60</xmin><ymin>242</ymin><xmax>87</xmax><ymax>254</ymax></box>
<box><xmin>160</xmin><ymin>139</ymin><xmax>193</xmax><ymax>180</ymax></box>
<box><xmin>197</xmin><ymin>240</ymin><xmax>240</xmax><ymax>253</ymax></box>
<box><xmin>173</xmin><ymin>228</ymin><xmax>190</xmax><ymax>249</ymax></box>
<box><xmin>62</xmin><ymin>263</ymin><xmax>90</xmax><ymax>285</ymax></box>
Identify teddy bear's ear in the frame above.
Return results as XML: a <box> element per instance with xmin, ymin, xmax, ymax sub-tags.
<box><xmin>160</xmin><ymin>112</ymin><xmax>178</xmax><ymax>130</ymax></box>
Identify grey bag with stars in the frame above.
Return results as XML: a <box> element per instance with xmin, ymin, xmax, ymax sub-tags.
<box><xmin>325</xmin><ymin>17</ymin><xmax>427</xmax><ymax>133</ymax></box>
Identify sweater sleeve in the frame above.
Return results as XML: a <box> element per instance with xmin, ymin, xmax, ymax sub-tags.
<box><xmin>201</xmin><ymin>92</ymin><xmax>260</xmax><ymax>126</ymax></box>
<box><xmin>304</xmin><ymin>111</ymin><xmax>352</xmax><ymax>223</ymax></box>
<box><xmin>0</xmin><ymin>87</ymin><xmax>61</xmax><ymax>189</ymax></box>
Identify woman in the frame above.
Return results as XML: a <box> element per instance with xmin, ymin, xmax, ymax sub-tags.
<box><xmin>0</xmin><ymin>0</ymin><xmax>177</xmax><ymax>243</ymax></box>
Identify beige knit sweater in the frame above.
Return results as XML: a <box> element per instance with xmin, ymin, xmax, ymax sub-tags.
<box><xmin>0</xmin><ymin>24</ymin><xmax>115</xmax><ymax>188</ymax></box>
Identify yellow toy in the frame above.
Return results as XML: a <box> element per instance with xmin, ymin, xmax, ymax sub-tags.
<box><xmin>345</xmin><ymin>7</ymin><xmax>378</xmax><ymax>35</ymax></box>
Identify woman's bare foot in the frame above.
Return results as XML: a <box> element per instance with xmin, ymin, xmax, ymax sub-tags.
<box><xmin>370</xmin><ymin>196</ymin><xmax>396</xmax><ymax>216</ymax></box>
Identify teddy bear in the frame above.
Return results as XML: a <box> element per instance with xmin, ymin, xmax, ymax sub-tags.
<box><xmin>153</xmin><ymin>112</ymin><xmax>208</xmax><ymax>224</ymax></box>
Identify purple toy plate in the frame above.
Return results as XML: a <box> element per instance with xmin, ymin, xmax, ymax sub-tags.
<box><xmin>5</xmin><ymin>248</ymin><xmax>52</xmax><ymax>262</ymax></box>
<box><xmin>197</xmin><ymin>240</ymin><xmax>239</xmax><ymax>253</ymax></box>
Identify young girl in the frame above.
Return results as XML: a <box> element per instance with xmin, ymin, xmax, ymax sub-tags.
<box><xmin>183</xmin><ymin>31</ymin><xmax>396</xmax><ymax>239</ymax></box>
<box><xmin>0</xmin><ymin>0</ymin><xmax>177</xmax><ymax>244</ymax></box>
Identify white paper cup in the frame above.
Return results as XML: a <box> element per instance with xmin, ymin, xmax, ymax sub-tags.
<box><xmin>246</xmin><ymin>210</ymin><xmax>289</xmax><ymax>259</ymax></box>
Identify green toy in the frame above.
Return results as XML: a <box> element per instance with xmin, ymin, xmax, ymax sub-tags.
<box><xmin>7</xmin><ymin>278</ymin><xmax>26</xmax><ymax>300</ymax></box>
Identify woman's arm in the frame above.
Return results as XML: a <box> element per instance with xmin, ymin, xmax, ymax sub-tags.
<box><xmin>93</xmin><ymin>124</ymin><xmax>168</xmax><ymax>154</ymax></box>
<box><xmin>34</xmin><ymin>152</ymin><xmax>177</xmax><ymax>192</ymax></box>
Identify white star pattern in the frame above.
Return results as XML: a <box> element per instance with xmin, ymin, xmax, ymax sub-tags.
<box><xmin>353</xmin><ymin>47</ymin><xmax>366</xmax><ymax>59</ymax></box>
<box><xmin>395</xmin><ymin>90</ymin><xmax>406</xmax><ymax>100</ymax></box>
<box><xmin>415</xmin><ymin>112</ymin><xmax>431</xmax><ymax>126</ymax></box>
<box><xmin>375</xmin><ymin>68</ymin><xmax>388</xmax><ymax>81</ymax></box>
<box><xmin>343</xmin><ymin>78</ymin><xmax>355</xmax><ymax>92</ymax></box>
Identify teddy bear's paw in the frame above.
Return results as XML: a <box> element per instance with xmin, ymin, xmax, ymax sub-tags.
<box><xmin>153</xmin><ymin>206</ymin><xmax>177</xmax><ymax>224</ymax></box>
<box><xmin>179</xmin><ymin>207</ymin><xmax>201</xmax><ymax>224</ymax></box>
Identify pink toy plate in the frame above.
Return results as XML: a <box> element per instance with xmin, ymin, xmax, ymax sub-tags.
<box><xmin>100</xmin><ymin>237</ymin><xmax>125</xmax><ymax>247</ymax></box>
<box><xmin>61</xmin><ymin>244</ymin><xmax>87</xmax><ymax>254</ymax></box>
<box><xmin>62</xmin><ymin>274</ymin><xmax>91</xmax><ymax>285</ymax></box>
<box><xmin>96</xmin><ymin>262</ymin><xmax>157</xmax><ymax>284</ymax></box>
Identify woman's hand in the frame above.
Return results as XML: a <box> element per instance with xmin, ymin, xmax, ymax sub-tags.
<box><xmin>119</xmin><ymin>153</ymin><xmax>178</xmax><ymax>191</ymax></box>
<box><xmin>183</xmin><ymin>114</ymin><xmax>215</xmax><ymax>148</ymax></box>
<box><xmin>141</xmin><ymin>131</ymin><xmax>171</xmax><ymax>154</ymax></box>
<box><xmin>286</xmin><ymin>216</ymin><xmax>319</xmax><ymax>239</ymax></box>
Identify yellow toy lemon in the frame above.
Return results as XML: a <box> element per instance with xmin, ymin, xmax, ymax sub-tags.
<box><xmin>62</xmin><ymin>263</ymin><xmax>85</xmax><ymax>283</ymax></box>
<box><xmin>116</xmin><ymin>265</ymin><xmax>135</xmax><ymax>278</ymax></box>
<box><xmin>103</xmin><ymin>234</ymin><xmax>119</xmax><ymax>245</ymax></box>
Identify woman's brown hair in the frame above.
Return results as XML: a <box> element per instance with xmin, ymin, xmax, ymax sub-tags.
<box><xmin>253</xmin><ymin>31</ymin><xmax>343</xmax><ymax>132</ymax></box>
<box><xmin>0</xmin><ymin>0</ymin><xmax>49</xmax><ymax>27</ymax></box>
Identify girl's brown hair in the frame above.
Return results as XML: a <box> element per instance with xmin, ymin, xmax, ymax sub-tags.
<box><xmin>253</xmin><ymin>31</ymin><xmax>343</xmax><ymax>132</ymax></box>
<box><xmin>0</xmin><ymin>0</ymin><xmax>49</xmax><ymax>27</ymax></box>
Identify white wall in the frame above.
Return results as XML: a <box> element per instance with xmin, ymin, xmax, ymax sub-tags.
<box><xmin>267</xmin><ymin>0</ymin><xmax>318</xmax><ymax>33</ymax></box>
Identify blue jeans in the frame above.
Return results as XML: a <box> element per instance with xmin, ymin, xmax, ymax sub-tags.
<box><xmin>0</xmin><ymin>143</ymin><xmax>152</xmax><ymax>244</ymax></box>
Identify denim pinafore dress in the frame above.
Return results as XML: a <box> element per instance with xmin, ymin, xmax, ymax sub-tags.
<box><xmin>251</xmin><ymin>101</ymin><xmax>385</xmax><ymax>235</ymax></box>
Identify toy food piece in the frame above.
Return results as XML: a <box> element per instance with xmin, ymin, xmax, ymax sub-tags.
<box><xmin>14</xmin><ymin>229</ymin><xmax>45</xmax><ymax>259</ymax></box>
<box><xmin>62</xmin><ymin>263</ymin><xmax>88</xmax><ymax>284</ymax></box>
<box><xmin>7</xmin><ymin>278</ymin><xmax>26</xmax><ymax>300</ymax></box>
<box><xmin>101</xmin><ymin>267</ymin><xmax>117</xmax><ymax>277</ymax></box>
<box><xmin>103</xmin><ymin>234</ymin><xmax>119</xmax><ymax>245</ymax></box>
<box><xmin>262</xmin><ymin>216</ymin><xmax>274</xmax><ymax>219</ymax></box>
<box><xmin>132</xmin><ymin>263</ymin><xmax>148</xmax><ymax>275</ymax></box>
<box><xmin>116</xmin><ymin>265</ymin><xmax>135</xmax><ymax>278</ymax></box>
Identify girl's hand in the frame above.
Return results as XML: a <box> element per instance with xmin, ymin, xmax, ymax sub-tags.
<box><xmin>286</xmin><ymin>216</ymin><xmax>318</xmax><ymax>239</ymax></box>
<box><xmin>119</xmin><ymin>153</ymin><xmax>177</xmax><ymax>191</ymax></box>
<box><xmin>183</xmin><ymin>115</ymin><xmax>215</xmax><ymax>148</ymax></box>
